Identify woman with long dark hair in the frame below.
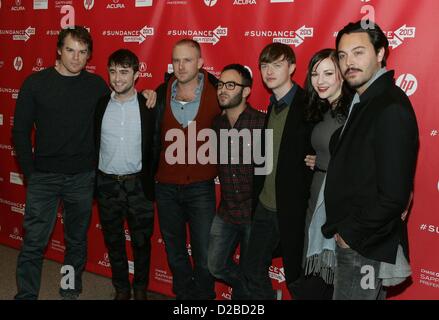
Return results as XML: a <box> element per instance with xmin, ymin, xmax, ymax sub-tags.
<box><xmin>299</xmin><ymin>48</ymin><xmax>352</xmax><ymax>299</ymax></box>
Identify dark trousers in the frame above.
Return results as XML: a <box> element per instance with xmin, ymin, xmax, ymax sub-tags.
<box><xmin>96</xmin><ymin>173</ymin><xmax>154</xmax><ymax>293</ymax></box>
<box><xmin>294</xmin><ymin>272</ymin><xmax>334</xmax><ymax>300</ymax></box>
<box><xmin>207</xmin><ymin>215</ymin><xmax>251</xmax><ymax>300</ymax></box>
<box><xmin>242</xmin><ymin>202</ymin><xmax>280</xmax><ymax>300</ymax></box>
<box><xmin>15</xmin><ymin>170</ymin><xmax>95</xmax><ymax>300</ymax></box>
<box><xmin>155</xmin><ymin>180</ymin><xmax>216</xmax><ymax>300</ymax></box>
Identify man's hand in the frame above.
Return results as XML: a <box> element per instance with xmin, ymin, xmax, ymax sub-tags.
<box><xmin>304</xmin><ymin>155</ymin><xmax>316</xmax><ymax>170</ymax></box>
<box><xmin>335</xmin><ymin>233</ymin><xmax>350</xmax><ymax>249</ymax></box>
<box><xmin>142</xmin><ymin>89</ymin><xmax>157</xmax><ymax>109</ymax></box>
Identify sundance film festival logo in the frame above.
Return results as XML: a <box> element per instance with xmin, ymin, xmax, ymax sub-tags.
<box><xmin>0</xmin><ymin>144</ymin><xmax>14</xmax><ymax>156</ymax></box>
<box><xmin>0</xmin><ymin>87</ymin><xmax>19</xmax><ymax>99</ymax></box>
<box><xmin>396</xmin><ymin>73</ymin><xmax>417</xmax><ymax>96</ymax></box>
<box><xmin>0</xmin><ymin>197</ymin><xmax>25</xmax><ymax>215</ymax></box>
<box><xmin>269</xmin><ymin>266</ymin><xmax>285</xmax><ymax>283</ymax></box>
<box><xmin>0</xmin><ymin>26</ymin><xmax>36</xmax><ymax>42</ymax></box>
<box><xmin>84</xmin><ymin>0</ymin><xmax>94</xmax><ymax>10</ymax></box>
<box><xmin>244</xmin><ymin>25</ymin><xmax>313</xmax><ymax>47</ymax></box>
<box><xmin>168</xmin><ymin>26</ymin><xmax>228</xmax><ymax>46</ymax></box>
<box><xmin>11</xmin><ymin>0</ymin><xmax>25</xmax><ymax>11</ymax></box>
<box><xmin>388</xmin><ymin>25</ymin><xmax>416</xmax><ymax>49</ymax></box>
<box><xmin>419</xmin><ymin>223</ymin><xmax>439</xmax><ymax>235</ymax></box>
<box><xmin>102</xmin><ymin>26</ymin><xmax>154</xmax><ymax>44</ymax></box>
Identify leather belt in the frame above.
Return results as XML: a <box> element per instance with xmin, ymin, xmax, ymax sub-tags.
<box><xmin>98</xmin><ymin>170</ymin><xmax>140</xmax><ymax>182</ymax></box>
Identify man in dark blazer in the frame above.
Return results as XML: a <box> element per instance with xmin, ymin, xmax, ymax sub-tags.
<box><xmin>244</xmin><ymin>42</ymin><xmax>314</xmax><ymax>299</ymax></box>
<box><xmin>322</xmin><ymin>21</ymin><xmax>419</xmax><ymax>300</ymax></box>
<box><xmin>94</xmin><ymin>49</ymin><xmax>155</xmax><ymax>300</ymax></box>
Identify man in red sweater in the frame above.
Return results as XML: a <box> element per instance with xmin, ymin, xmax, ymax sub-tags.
<box><xmin>153</xmin><ymin>39</ymin><xmax>219</xmax><ymax>299</ymax></box>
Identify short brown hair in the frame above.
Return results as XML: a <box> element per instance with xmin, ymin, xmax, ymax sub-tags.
<box><xmin>57</xmin><ymin>26</ymin><xmax>93</xmax><ymax>53</ymax></box>
<box><xmin>173</xmin><ymin>38</ymin><xmax>202</xmax><ymax>58</ymax></box>
<box><xmin>259</xmin><ymin>42</ymin><xmax>296</xmax><ymax>67</ymax></box>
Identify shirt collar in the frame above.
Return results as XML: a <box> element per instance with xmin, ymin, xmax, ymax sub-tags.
<box><xmin>270</xmin><ymin>83</ymin><xmax>297</xmax><ymax>113</ymax></box>
<box><xmin>110</xmin><ymin>90</ymin><xmax>138</xmax><ymax>104</ymax></box>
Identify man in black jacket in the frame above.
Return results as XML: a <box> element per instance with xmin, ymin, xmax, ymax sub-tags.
<box><xmin>95</xmin><ymin>49</ymin><xmax>155</xmax><ymax>300</ymax></box>
<box><xmin>244</xmin><ymin>43</ymin><xmax>314</xmax><ymax>299</ymax></box>
<box><xmin>322</xmin><ymin>20</ymin><xmax>419</xmax><ymax>300</ymax></box>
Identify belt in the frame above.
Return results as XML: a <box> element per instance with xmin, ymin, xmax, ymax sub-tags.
<box><xmin>98</xmin><ymin>170</ymin><xmax>140</xmax><ymax>181</ymax></box>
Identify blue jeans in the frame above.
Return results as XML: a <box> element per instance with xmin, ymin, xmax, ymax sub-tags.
<box><xmin>333</xmin><ymin>246</ymin><xmax>386</xmax><ymax>300</ymax></box>
<box><xmin>155</xmin><ymin>180</ymin><xmax>216</xmax><ymax>300</ymax></box>
<box><xmin>15</xmin><ymin>171</ymin><xmax>95</xmax><ymax>300</ymax></box>
<box><xmin>208</xmin><ymin>215</ymin><xmax>251</xmax><ymax>300</ymax></box>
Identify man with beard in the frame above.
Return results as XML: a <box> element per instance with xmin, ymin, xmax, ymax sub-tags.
<box><xmin>208</xmin><ymin>64</ymin><xmax>265</xmax><ymax>300</ymax></box>
<box><xmin>94</xmin><ymin>49</ymin><xmax>155</xmax><ymax>300</ymax></box>
<box><xmin>322</xmin><ymin>20</ymin><xmax>419</xmax><ymax>299</ymax></box>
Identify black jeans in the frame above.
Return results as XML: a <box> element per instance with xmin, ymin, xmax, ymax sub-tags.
<box><xmin>242</xmin><ymin>202</ymin><xmax>280</xmax><ymax>300</ymax></box>
<box><xmin>15</xmin><ymin>170</ymin><xmax>95</xmax><ymax>300</ymax></box>
<box><xmin>96</xmin><ymin>173</ymin><xmax>154</xmax><ymax>293</ymax></box>
<box><xmin>155</xmin><ymin>180</ymin><xmax>216</xmax><ymax>300</ymax></box>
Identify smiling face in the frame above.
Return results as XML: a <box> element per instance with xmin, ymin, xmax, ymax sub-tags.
<box><xmin>108</xmin><ymin>64</ymin><xmax>138</xmax><ymax>97</ymax></box>
<box><xmin>56</xmin><ymin>35</ymin><xmax>90</xmax><ymax>76</ymax></box>
<box><xmin>311</xmin><ymin>57</ymin><xmax>343</xmax><ymax>103</ymax></box>
<box><xmin>337</xmin><ymin>32</ymin><xmax>384</xmax><ymax>94</ymax></box>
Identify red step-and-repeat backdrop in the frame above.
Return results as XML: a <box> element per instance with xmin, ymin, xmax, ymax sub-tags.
<box><xmin>1</xmin><ymin>0</ymin><xmax>438</xmax><ymax>299</ymax></box>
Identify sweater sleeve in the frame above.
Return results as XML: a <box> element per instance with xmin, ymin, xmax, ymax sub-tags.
<box><xmin>12</xmin><ymin>77</ymin><xmax>36</xmax><ymax>178</ymax></box>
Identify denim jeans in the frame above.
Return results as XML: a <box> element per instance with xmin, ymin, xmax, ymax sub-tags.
<box><xmin>333</xmin><ymin>246</ymin><xmax>386</xmax><ymax>300</ymax></box>
<box><xmin>155</xmin><ymin>180</ymin><xmax>216</xmax><ymax>300</ymax></box>
<box><xmin>15</xmin><ymin>170</ymin><xmax>95</xmax><ymax>300</ymax></box>
<box><xmin>96</xmin><ymin>173</ymin><xmax>154</xmax><ymax>293</ymax></box>
<box><xmin>207</xmin><ymin>215</ymin><xmax>251</xmax><ymax>300</ymax></box>
<box><xmin>241</xmin><ymin>202</ymin><xmax>280</xmax><ymax>300</ymax></box>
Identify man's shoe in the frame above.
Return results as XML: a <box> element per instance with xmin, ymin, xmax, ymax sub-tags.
<box><xmin>60</xmin><ymin>292</ymin><xmax>79</xmax><ymax>300</ymax></box>
<box><xmin>114</xmin><ymin>291</ymin><xmax>131</xmax><ymax>300</ymax></box>
<box><xmin>133</xmin><ymin>289</ymin><xmax>148</xmax><ymax>300</ymax></box>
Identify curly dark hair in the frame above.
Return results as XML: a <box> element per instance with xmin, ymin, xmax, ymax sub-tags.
<box><xmin>304</xmin><ymin>48</ymin><xmax>352</xmax><ymax>123</ymax></box>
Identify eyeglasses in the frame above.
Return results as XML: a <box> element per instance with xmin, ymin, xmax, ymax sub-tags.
<box><xmin>216</xmin><ymin>81</ymin><xmax>247</xmax><ymax>90</ymax></box>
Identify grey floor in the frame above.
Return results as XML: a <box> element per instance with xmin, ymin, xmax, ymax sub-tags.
<box><xmin>0</xmin><ymin>244</ymin><xmax>171</xmax><ymax>300</ymax></box>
